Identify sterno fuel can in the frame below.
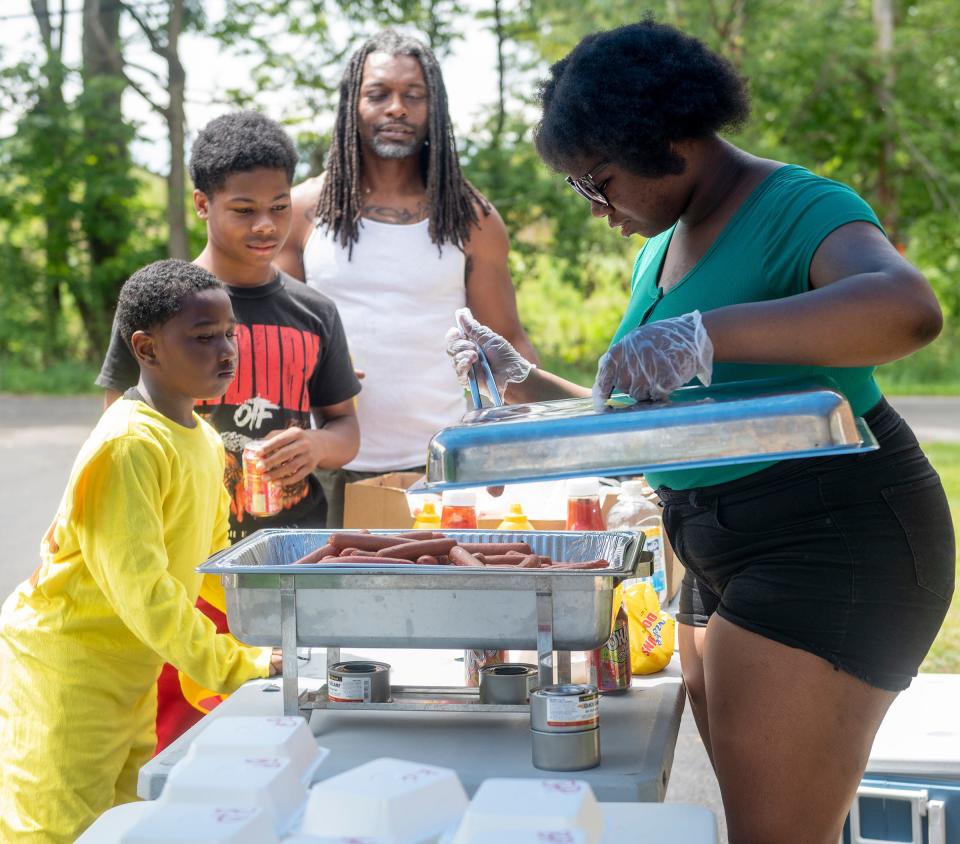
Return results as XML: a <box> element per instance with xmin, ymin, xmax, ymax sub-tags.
<box><xmin>529</xmin><ymin>684</ymin><xmax>600</xmax><ymax>771</ymax></box>
<box><xmin>327</xmin><ymin>660</ymin><xmax>391</xmax><ymax>703</ymax></box>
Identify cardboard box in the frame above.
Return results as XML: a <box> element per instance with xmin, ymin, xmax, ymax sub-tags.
<box><xmin>343</xmin><ymin>472</ymin><xmax>423</xmax><ymax>530</ymax></box>
<box><xmin>343</xmin><ymin>473</ymin><xmax>619</xmax><ymax>533</ymax></box>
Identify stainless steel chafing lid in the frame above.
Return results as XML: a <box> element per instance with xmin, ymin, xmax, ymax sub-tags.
<box><xmin>413</xmin><ymin>378</ymin><xmax>878</xmax><ymax>492</ymax></box>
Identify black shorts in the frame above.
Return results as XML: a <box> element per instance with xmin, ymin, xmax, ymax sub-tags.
<box><xmin>657</xmin><ymin>398</ymin><xmax>955</xmax><ymax>691</ymax></box>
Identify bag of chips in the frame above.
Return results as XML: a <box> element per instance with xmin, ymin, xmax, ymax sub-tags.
<box><xmin>623</xmin><ymin>581</ymin><xmax>676</xmax><ymax>674</ymax></box>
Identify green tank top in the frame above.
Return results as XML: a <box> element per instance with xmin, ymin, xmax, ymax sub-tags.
<box><xmin>611</xmin><ymin>164</ymin><xmax>884</xmax><ymax>490</ymax></box>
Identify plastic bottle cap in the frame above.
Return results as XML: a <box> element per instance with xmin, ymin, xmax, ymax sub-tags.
<box><xmin>566</xmin><ymin>477</ymin><xmax>600</xmax><ymax>498</ymax></box>
<box><xmin>413</xmin><ymin>500</ymin><xmax>441</xmax><ymax>528</ymax></box>
<box><xmin>507</xmin><ymin>503</ymin><xmax>525</xmax><ymax>515</ymax></box>
<box><xmin>442</xmin><ymin>489</ymin><xmax>476</xmax><ymax>507</ymax></box>
<box><xmin>620</xmin><ymin>480</ymin><xmax>647</xmax><ymax>499</ymax></box>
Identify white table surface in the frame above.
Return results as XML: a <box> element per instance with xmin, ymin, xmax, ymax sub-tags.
<box><xmin>140</xmin><ymin>649</ymin><xmax>685</xmax><ymax>805</ymax></box>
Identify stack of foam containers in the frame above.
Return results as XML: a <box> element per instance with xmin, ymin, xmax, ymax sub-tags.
<box><xmin>79</xmin><ymin>721</ymin><xmax>715</xmax><ymax>843</ymax></box>
<box><xmin>77</xmin><ymin>716</ymin><xmax>328</xmax><ymax>843</ymax></box>
<box><xmin>295</xmin><ymin>757</ymin><xmax>470</xmax><ymax>843</ymax></box>
<box><xmin>443</xmin><ymin>778</ymin><xmax>604</xmax><ymax>844</ymax></box>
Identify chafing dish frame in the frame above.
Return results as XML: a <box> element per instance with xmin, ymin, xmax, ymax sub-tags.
<box><xmin>200</xmin><ymin>529</ymin><xmax>650</xmax><ymax>716</ymax></box>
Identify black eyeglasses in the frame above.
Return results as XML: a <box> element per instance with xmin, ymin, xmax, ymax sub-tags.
<box><xmin>565</xmin><ymin>160</ymin><xmax>611</xmax><ymax>206</ymax></box>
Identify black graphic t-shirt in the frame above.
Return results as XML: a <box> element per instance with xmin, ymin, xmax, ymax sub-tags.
<box><xmin>97</xmin><ymin>272</ymin><xmax>361</xmax><ymax>542</ymax></box>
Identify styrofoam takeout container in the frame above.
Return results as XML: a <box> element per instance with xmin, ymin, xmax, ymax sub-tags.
<box><xmin>441</xmin><ymin>829</ymin><xmax>587</xmax><ymax>844</ymax></box>
<box><xmin>300</xmin><ymin>757</ymin><xmax>469</xmax><ymax>843</ymax></box>
<box><xmin>185</xmin><ymin>715</ymin><xmax>327</xmax><ymax>784</ymax></box>
<box><xmin>450</xmin><ymin>779</ymin><xmax>603</xmax><ymax>844</ymax></box>
<box><xmin>119</xmin><ymin>804</ymin><xmax>279</xmax><ymax>843</ymax></box>
<box><xmin>75</xmin><ymin>802</ymin><xmax>155</xmax><ymax>842</ymax></box>
<box><xmin>160</xmin><ymin>755</ymin><xmax>307</xmax><ymax>833</ymax></box>
<box><xmin>285</xmin><ymin>837</ymin><xmax>386</xmax><ymax>844</ymax></box>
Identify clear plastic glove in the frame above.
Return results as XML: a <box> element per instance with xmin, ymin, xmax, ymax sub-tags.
<box><xmin>592</xmin><ymin>311</ymin><xmax>713</xmax><ymax>410</ymax></box>
<box><xmin>444</xmin><ymin>307</ymin><xmax>534</xmax><ymax>396</ymax></box>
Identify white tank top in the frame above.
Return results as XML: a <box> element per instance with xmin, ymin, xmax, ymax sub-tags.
<box><xmin>303</xmin><ymin>217</ymin><xmax>467</xmax><ymax>472</ymax></box>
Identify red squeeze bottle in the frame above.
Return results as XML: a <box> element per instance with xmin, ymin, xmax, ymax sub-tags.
<box><xmin>565</xmin><ymin>478</ymin><xmax>606</xmax><ymax>531</ymax></box>
<box><xmin>441</xmin><ymin>490</ymin><xmax>478</xmax><ymax>530</ymax></box>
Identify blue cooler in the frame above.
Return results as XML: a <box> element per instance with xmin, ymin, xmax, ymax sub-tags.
<box><xmin>843</xmin><ymin>674</ymin><xmax>960</xmax><ymax>844</ymax></box>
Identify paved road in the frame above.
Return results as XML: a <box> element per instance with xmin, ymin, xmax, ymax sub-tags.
<box><xmin>1</xmin><ymin>392</ymin><xmax>958</xmax><ymax>841</ymax></box>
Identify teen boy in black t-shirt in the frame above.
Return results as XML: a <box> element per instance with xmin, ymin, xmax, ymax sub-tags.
<box><xmin>96</xmin><ymin>111</ymin><xmax>361</xmax><ymax>750</ymax></box>
<box><xmin>98</xmin><ymin>112</ymin><xmax>361</xmax><ymax>543</ymax></box>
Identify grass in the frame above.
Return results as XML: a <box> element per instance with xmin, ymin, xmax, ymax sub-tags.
<box><xmin>919</xmin><ymin>441</ymin><xmax>960</xmax><ymax>674</ymax></box>
<box><xmin>0</xmin><ymin>359</ymin><xmax>100</xmax><ymax>394</ymax></box>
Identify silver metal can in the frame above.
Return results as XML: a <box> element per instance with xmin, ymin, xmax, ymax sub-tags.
<box><xmin>464</xmin><ymin>648</ymin><xmax>507</xmax><ymax>686</ymax></box>
<box><xmin>530</xmin><ymin>683</ymin><xmax>600</xmax><ymax>771</ymax></box>
<box><xmin>478</xmin><ymin>663</ymin><xmax>538</xmax><ymax>704</ymax></box>
<box><xmin>327</xmin><ymin>660</ymin><xmax>391</xmax><ymax>703</ymax></box>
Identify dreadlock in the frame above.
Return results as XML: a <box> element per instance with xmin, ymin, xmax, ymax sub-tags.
<box><xmin>316</xmin><ymin>29</ymin><xmax>488</xmax><ymax>257</ymax></box>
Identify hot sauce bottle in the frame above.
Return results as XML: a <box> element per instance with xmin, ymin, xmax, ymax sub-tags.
<box><xmin>565</xmin><ymin>478</ymin><xmax>606</xmax><ymax>531</ymax></box>
<box><xmin>441</xmin><ymin>490</ymin><xmax>478</xmax><ymax>530</ymax></box>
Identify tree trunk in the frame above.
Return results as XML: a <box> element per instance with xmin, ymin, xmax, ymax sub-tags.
<box><xmin>166</xmin><ymin>0</ymin><xmax>189</xmax><ymax>260</ymax></box>
<box><xmin>492</xmin><ymin>0</ymin><xmax>506</xmax><ymax>150</ymax></box>
<box><xmin>81</xmin><ymin>0</ymin><xmax>131</xmax><ymax>355</ymax></box>
<box><xmin>30</xmin><ymin>1</ymin><xmax>70</xmax><ymax>363</ymax></box>
<box><xmin>873</xmin><ymin>0</ymin><xmax>898</xmax><ymax>243</ymax></box>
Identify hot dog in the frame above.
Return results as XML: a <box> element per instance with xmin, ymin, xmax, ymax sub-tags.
<box><xmin>415</xmin><ymin>555</ymin><xmax>440</xmax><ymax>565</ymax></box>
<box><xmin>456</xmin><ymin>542</ymin><xmax>533</xmax><ymax>555</ymax></box>
<box><xmin>329</xmin><ymin>532</ymin><xmax>415</xmax><ymax>552</ymax></box>
<box><xmin>545</xmin><ymin>559</ymin><xmax>610</xmax><ymax>570</ymax></box>
<box><xmin>330</xmin><ymin>556</ymin><xmax>416</xmax><ymax>565</ymax></box>
<box><xmin>480</xmin><ymin>553</ymin><xmax>552</xmax><ymax>566</ymax></box>
<box><xmin>292</xmin><ymin>543</ymin><xmax>337</xmax><ymax>565</ymax></box>
<box><xmin>516</xmin><ymin>554</ymin><xmax>542</xmax><ymax>568</ymax></box>
<box><xmin>448</xmin><ymin>546</ymin><xmax>485</xmax><ymax>567</ymax></box>
<box><xmin>375</xmin><ymin>538</ymin><xmax>458</xmax><ymax>560</ymax></box>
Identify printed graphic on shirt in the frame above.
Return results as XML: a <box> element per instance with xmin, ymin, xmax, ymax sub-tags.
<box><xmin>198</xmin><ymin>323</ymin><xmax>320</xmax><ymax>530</ymax></box>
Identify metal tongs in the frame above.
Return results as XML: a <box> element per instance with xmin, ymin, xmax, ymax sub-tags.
<box><xmin>465</xmin><ymin>340</ymin><xmax>503</xmax><ymax>410</ymax></box>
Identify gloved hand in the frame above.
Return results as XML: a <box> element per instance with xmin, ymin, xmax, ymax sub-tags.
<box><xmin>592</xmin><ymin>311</ymin><xmax>713</xmax><ymax>410</ymax></box>
<box><xmin>444</xmin><ymin>307</ymin><xmax>535</xmax><ymax>396</ymax></box>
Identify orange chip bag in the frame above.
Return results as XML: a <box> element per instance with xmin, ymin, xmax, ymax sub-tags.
<box><xmin>623</xmin><ymin>581</ymin><xmax>675</xmax><ymax>674</ymax></box>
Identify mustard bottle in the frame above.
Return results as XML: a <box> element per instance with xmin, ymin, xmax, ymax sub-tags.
<box><xmin>496</xmin><ymin>502</ymin><xmax>535</xmax><ymax>531</ymax></box>
<box><xmin>412</xmin><ymin>500</ymin><xmax>442</xmax><ymax>530</ymax></box>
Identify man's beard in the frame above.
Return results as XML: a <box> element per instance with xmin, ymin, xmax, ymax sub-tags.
<box><xmin>371</xmin><ymin>135</ymin><xmax>423</xmax><ymax>159</ymax></box>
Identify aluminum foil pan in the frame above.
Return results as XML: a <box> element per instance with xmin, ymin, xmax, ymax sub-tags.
<box><xmin>198</xmin><ymin>529</ymin><xmax>647</xmax><ymax>650</ymax></box>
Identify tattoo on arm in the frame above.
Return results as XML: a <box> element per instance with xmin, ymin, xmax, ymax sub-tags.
<box><xmin>361</xmin><ymin>202</ymin><xmax>429</xmax><ymax>225</ymax></box>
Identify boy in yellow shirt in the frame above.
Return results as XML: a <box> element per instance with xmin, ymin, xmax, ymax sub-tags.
<box><xmin>0</xmin><ymin>260</ymin><xmax>280</xmax><ymax>843</ymax></box>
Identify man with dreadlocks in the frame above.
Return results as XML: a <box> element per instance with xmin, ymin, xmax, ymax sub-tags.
<box><xmin>278</xmin><ymin>29</ymin><xmax>537</xmax><ymax>527</ymax></box>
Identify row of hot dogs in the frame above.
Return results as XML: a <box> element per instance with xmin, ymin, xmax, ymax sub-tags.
<box><xmin>292</xmin><ymin>531</ymin><xmax>611</xmax><ymax>570</ymax></box>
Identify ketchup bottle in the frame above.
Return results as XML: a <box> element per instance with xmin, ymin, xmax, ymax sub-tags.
<box><xmin>565</xmin><ymin>478</ymin><xmax>606</xmax><ymax>531</ymax></box>
<box><xmin>441</xmin><ymin>490</ymin><xmax>478</xmax><ymax>530</ymax></box>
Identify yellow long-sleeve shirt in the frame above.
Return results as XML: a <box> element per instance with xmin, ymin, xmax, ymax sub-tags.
<box><xmin>0</xmin><ymin>397</ymin><xmax>270</xmax><ymax>700</ymax></box>
<box><xmin>0</xmin><ymin>398</ymin><xmax>271</xmax><ymax>842</ymax></box>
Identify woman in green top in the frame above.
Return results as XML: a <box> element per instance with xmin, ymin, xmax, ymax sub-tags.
<box><xmin>447</xmin><ymin>20</ymin><xmax>954</xmax><ymax>844</ymax></box>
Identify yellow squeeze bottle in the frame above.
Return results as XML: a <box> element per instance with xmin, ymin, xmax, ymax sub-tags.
<box><xmin>496</xmin><ymin>502</ymin><xmax>535</xmax><ymax>531</ymax></box>
<box><xmin>412</xmin><ymin>500</ymin><xmax>442</xmax><ymax>530</ymax></box>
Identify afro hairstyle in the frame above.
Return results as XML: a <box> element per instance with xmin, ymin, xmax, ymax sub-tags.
<box><xmin>189</xmin><ymin>110</ymin><xmax>298</xmax><ymax>196</ymax></box>
<box><xmin>535</xmin><ymin>18</ymin><xmax>750</xmax><ymax>178</ymax></box>
<box><xmin>115</xmin><ymin>259</ymin><xmax>224</xmax><ymax>352</ymax></box>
